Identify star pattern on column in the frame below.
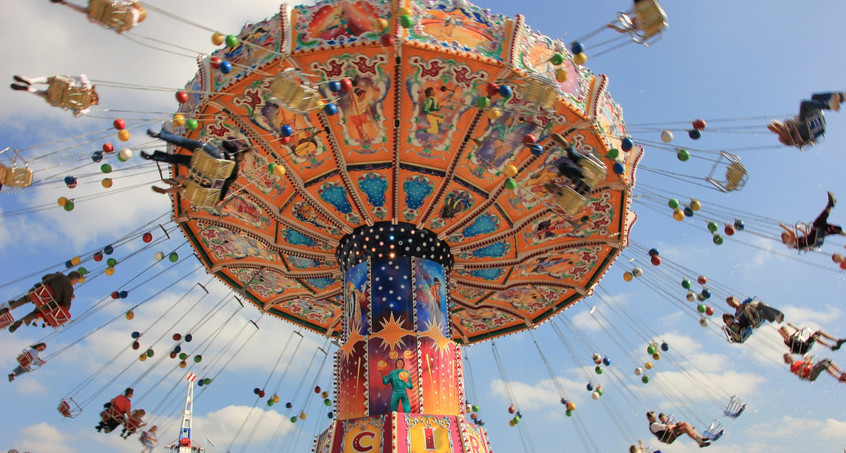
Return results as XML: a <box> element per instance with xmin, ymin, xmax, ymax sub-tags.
<box><xmin>375</xmin><ymin>312</ymin><xmax>413</xmax><ymax>351</ymax></box>
<box><xmin>419</xmin><ymin>319</ymin><xmax>452</xmax><ymax>357</ymax></box>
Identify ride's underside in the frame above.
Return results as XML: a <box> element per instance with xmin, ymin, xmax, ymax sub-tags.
<box><xmin>170</xmin><ymin>0</ymin><xmax>640</xmax><ymax>344</ymax></box>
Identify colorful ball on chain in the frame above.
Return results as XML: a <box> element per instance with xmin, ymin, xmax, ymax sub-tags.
<box><xmin>118</xmin><ymin>129</ymin><xmax>130</xmax><ymax>142</ymax></box>
<box><xmin>676</xmin><ymin>148</ymin><xmax>690</xmax><ymax>161</ymax></box>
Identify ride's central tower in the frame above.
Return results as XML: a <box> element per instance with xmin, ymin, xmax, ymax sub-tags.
<box><xmin>315</xmin><ymin>222</ymin><xmax>489</xmax><ymax>452</ymax></box>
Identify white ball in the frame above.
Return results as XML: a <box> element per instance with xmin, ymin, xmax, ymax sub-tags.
<box><xmin>154</xmin><ymin>251</ymin><xmax>165</xmax><ymax>261</ymax></box>
<box><xmin>699</xmin><ymin>316</ymin><xmax>709</xmax><ymax>327</ymax></box>
<box><xmin>686</xmin><ymin>291</ymin><xmax>696</xmax><ymax>302</ymax></box>
<box><xmin>634</xmin><ymin>367</ymin><xmax>643</xmax><ymax>376</ymax></box>
<box><xmin>591</xmin><ymin>391</ymin><xmax>600</xmax><ymax>400</ymax></box>
<box><xmin>661</xmin><ymin>130</ymin><xmax>674</xmax><ymax>143</ymax></box>
<box><xmin>632</xmin><ymin>267</ymin><xmax>643</xmax><ymax>278</ymax></box>
<box><xmin>118</xmin><ymin>148</ymin><xmax>133</xmax><ymax>162</ymax></box>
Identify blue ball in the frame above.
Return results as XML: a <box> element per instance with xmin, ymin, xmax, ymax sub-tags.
<box><xmin>119</xmin><ymin>290</ymin><xmax>128</xmax><ymax>299</ymax></box>
<box><xmin>613</xmin><ymin>162</ymin><xmax>625</xmax><ymax>175</ymax></box>
<box><xmin>661</xmin><ymin>342</ymin><xmax>669</xmax><ymax>352</ymax></box>
<box><xmin>219</xmin><ymin>61</ymin><xmax>232</xmax><ymax>74</ymax></box>
<box><xmin>131</xmin><ymin>331</ymin><xmax>140</xmax><ymax>339</ymax></box>
<box><xmin>281</xmin><ymin>125</ymin><xmax>293</xmax><ymax>137</ymax></box>
<box><xmin>174</xmin><ymin>345</ymin><xmax>182</xmax><ymax>353</ymax></box>
<box><xmin>64</xmin><ymin>176</ymin><xmax>76</xmax><ymax>185</ymax></box>
<box><xmin>688</xmin><ymin>129</ymin><xmax>701</xmax><ymax>140</ymax></box>
<box><xmin>701</xmin><ymin>289</ymin><xmax>711</xmax><ymax>299</ymax></box>
<box><xmin>570</xmin><ymin>41</ymin><xmax>584</xmax><ymax>54</ymax></box>
<box><xmin>648</xmin><ymin>248</ymin><xmax>660</xmax><ymax>257</ymax></box>
<box><xmin>586</xmin><ymin>382</ymin><xmax>593</xmax><ymax>391</ymax></box>
<box><xmin>327</xmin><ymin>411</ymin><xmax>333</xmax><ymax>419</ymax></box>
<box><xmin>621</xmin><ymin>137</ymin><xmax>634</xmax><ymax>151</ymax></box>
<box><xmin>328</xmin><ymin>81</ymin><xmax>341</xmax><ymax>92</ymax></box>
<box><xmin>734</xmin><ymin>219</ymin><xmax>745</xmax><ymax>230</ymax></box>
<box><xmin>560</xmin><ymin>397</ymin><xmax>568</xmax><ymax>405</ymax></box>
<box><xmin>185</xmin><ymin>334</ymin><xmax>193</xmax><ymax>342</ymax></box>
<box><xmin>104</xmin><ymin>245</ymin><xmax>114</xmax><ymax>255</ymax></box>
<box><xmin>684</xmin><ymin>207</ymin><xmax>694</xmax><ymax>217</ymax></box>
<box><xmin>285</xmin><ymin>402</ymin><xmax>293</xmax><ymax>409</ymax></box>
<box><xmin>198</xmin><ymin>380</ymin><xmax>204</xmax><ymax>387</ymax></box>
<box><xmin>65</xmin><ymin>260</ymin><xmax>73</xmax><ymax>268</ymax></box>
<box><xmin>602</xmin><ymin>357</ymin><xmax>611</xmax><ymax>366</ymax></box>
<box><xmin>498</xmin><ymin>85</ymin><xmax>512</xmax><ymax>98</ymax></box>
<box><xmin>324</xmin><ymin>103</ymin><xmax>338</xmax><ymax>115</ymax></box>
<box><xmin>92</xmin><ymin>151</ymin><xmax>103</xmax><ymax>162</ymax></box>
<box><xmin>529</xmin><ymin>144</ymin><xmax>544</xmax><ymax>156</ymax></box>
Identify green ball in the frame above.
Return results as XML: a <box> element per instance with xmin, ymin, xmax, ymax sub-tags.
<box><xmin>713</xmin><ymin>234</ymin><xmax>724</xmax><ymax>245</ymax></box>
<box><xmin>106</xmin><ymin>258</ymin><xmax>118</xmax><ymax>267</ymax></box>
<box><xmin>676</xmin><ymin>148</ymin><xmax>690</xmax><ymax>161</ymax></box>
<box><xmin>168</xmin><ymin>252</ymin><xmax>179</xmax><ymax>262</ymax></box>
<box><xmin>203</xmin><ymin>378</ymin><xmax>211</xmax><ymax>385</ymax></box>
<box><xmin>668</xmin><ymin>198</ymin><xmax>679</xmax><ymax>209</ymax></box>
<box><xmin>146</xmin><ymin>348</ymin><xmax>154</xmax><ymax>357</ymax></box>
<box><xmin>697</xmin><ymin>304</ymin><xmax>706</xmax><ymax>313</ymax></box>
<box><xmin>476</xmin><ymin>96</ymin><xmax>490</xmax><ymax>108</ymax></box>
<box><xmin>400</xmin><ymin>15</ymin><xmax>414</xmax><ymax>28</ymax></box>
<box><xmin>193</xmin><ymin>355</ymin><xmax>202</xmax><ymax>363</ymax></box>
<box><xmin>566</xmin><ymin>409</ymin><xmax>573</xmax><ymax>416</ymax></box>
<box><xmin>605</xmin><ymin>148</ymin><xmax>620</xmax><ymax>160</ymax></box>
<box><xmin>179</xmin><ymin>353</ymin><xmax>188</xmax><ymax>360</ymax></box>
<box><xmin>504</xmin><ymin>178</ymin><xmax>517</xmax><ymax>190</ymax></box>
<box><xmin>641</xmin><ymin>375</ymin><xmax>649</xmax><ymax>384</ymax></box>
<box><xmin>267</xmin><ymin>163</ymin><xmax>277</xmax><ymax>172</ymax></box>
<box><xmin>550</xmin><ymin>53</ymin><xmax>565</xmax><ymax>65</ymax></box>
<box><xmin>101</xmin><ymin>163</ymin><xmax>112</xmax><ymax>173</ymax></box>
<box><xmin>290</xmin><ymin>416</ymin><xmax>298</xmax><ymax>423</ymax></box>
<box><xmin>647</xmin><ymin>345</ymin><xmax>656</xmax><ymax>355</ymax></box>
<box><xmin>78</xmin><ymin>267</ymin><xmax>88</xmax><ymax>275</ymax></box>
<box><xmin>267</xmin><ymin>400</ymin><xmax>274</xmax><ymax>407</ymax></box>
<box><xmin>324</xmin><ymin>398</ymin><xmax>332</xmax><ymax>406</ymax></box>
<box><xmin>472</xmin><ymin>404</ymin><xmax>479</xmax><ymax>412</ymax></box>
<box><xmin>595</xmin><ymin>366</ymin><xmax>603</xmax><ymax>375</ymax></box>
<box><xmin>681</xmin><ymin>279</ymin><xmax>692</xmax><ymax>289</ymax></box>
<box><xmin>185</xmin><ymin>119</ymin><xmax>199</xmax><ymax>131</ymax></box>
<box><xmin>707</xmin><ymin>221</ymin><xmax>718</xmax><ymax>232</ymax></box>
<box><xmin>63</xmin><ymin>200</ymin><xmax>75</xmax><ymax>211</ymax></box>
<box><xmin>225</xmin><ymin>34</ymin><xmax>239</xmax><ymax>47</ymax></box>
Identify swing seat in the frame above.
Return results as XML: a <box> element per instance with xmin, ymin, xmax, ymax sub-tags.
<box><xmin>706</xmin><ymin>152</ymin><xmax>747</xmax><ymax>192</ymax></box>
<box><xmin>46</xmin><ymin>76</ymin><xmax>95</xmax><ymax>111</ymax></box>
<box><xmin>633</xmin><ymin>0</ymin><xmax>668</xmax><ymax>42</ymax></box>
<box><xmin>269</xmin><ymin>76</ymin><xmax>322</xmax><ymax>114</ymax></box>
<box><xmin>519</xmin><ymin>76</ymin><xmax>558</xmax><ymax>110</ymax></box>
<box><xmin>723</xmin><ymin>395</ymin><xmax>746</xmax><ymax>418</ymax></box>
<box><xmin>16</xmin><ymin>351</ymin><xmax>35</xmax><ymax>370</ymax></box>
<box><xmin>190</xmin><ymin>150</ymin><xmax>235</xmax><ymax>181</ymax></box>
<box><xmin>101</xmin><ymin>404</ymin><xmax>125</xmax><ymax>423</ymax></box>
<box><xmin>58</xmin><ymin>398</ymin><xmax>83</xmax><ymax>418</ymax></box>
<box><xmin>579</xmin><ymin>158</ymin><xmax>607</xmax><ymax>188</ymax></box>
<box><xmin>123</xmin><ymin>416</ymin><xmax>145</xmax><ymax>434</ymax></box>
<box><xmin>548</xmin><ymin>184</ymin><xmax>586</xmax><ymax>216</ymax></box>
<box><xmin>702</xmin><ymin>420</ymin><xmax>724</xmax><ymax>441</ymax></box>
<box><xmin>0</xmin><ymin>311</ymin><xmax>13</xmax><ymax>329</ymax></box>
<box><xmin>181</xmin><ymin>179</ymin><xmax>223</xmax><ymax>208</ymax></box>
<box><xmin>87</xmin><ymin>0</ymin><xmax>137</xmax><ymax>32</ymax></box>
<box><xmin>29</xmin><ymin>284</ymin><xmax>71</xmax><ymax>328</ymax></box>
<box><xmin>803</xmin><ymin>110</ymin><xmax>826</xmax><ymax>144</ymax></box>
<box><xmin>0</xmin><ymin>164</ymin><xmax>33</xmax><ymax>188</ymax></box>
<box><xmin>722</xmin><ymin>325</ymin><xmax>753</xmax><ymax>344</ymax></box>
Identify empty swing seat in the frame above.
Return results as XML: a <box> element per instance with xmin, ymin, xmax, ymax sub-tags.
<box><xmin>0</xmin><ymin>164</ymin><xmax>33</xmax><ymax>189</ymax></box>
<box><xmin>58</xmin><ymin>398</ymin><xmax>82</xmax><ymax>418</ymax></box>
<box><xmin>87</xmin><ymin>0</ymin><xmax>136</xmax><ymax>32</ymax></box>
<box><xmin>633</xmin><ymin>0</ymin><xmax>668</xmax><ymax>41</ymax></box>
<box><xmin>520</xmin><ymin>77</ymin><xmax>559</xmax><ymax>110</ymax></box>
<box><xmin>269</xmin><ymin>76</ymin><xmax>322</xmax><ymax>114</ymax></box>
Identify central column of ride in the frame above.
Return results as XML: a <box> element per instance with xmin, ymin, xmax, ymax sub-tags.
<box><xmin>315</xmin><ymin>222</ymin><xmax>490</xmax><ymax>453</ymax></box>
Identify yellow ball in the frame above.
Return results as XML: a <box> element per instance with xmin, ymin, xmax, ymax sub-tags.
<box><xmin>105</xmin><ymin>266</ymin><xmax>115</xmax><ymax>276</ymax></box>
<box><xmin>273</xmin><ymin>164</ymin><xmax>286</xmax><ymax>177</ymax></box>
<box><xmin>118</xmin><ymin>129</ymin><xmax>131</xmax><ymax>142</ymax></box>
<box><xmin>211</xmin><ymin>32</ymin><xmax>225</xmax><ymax>46</ymax></box>
<box><xmin>58</xmin><ymin>197</ymin><xmax>68</xmax><ymax>207</ymax></box>
<box><xmin>272</xmin><ymin>395</ymin><xmax>280</xmax><ymax>403</ymax></box>
<box><xmin>299</xmin><ymin>412</ymin><xmax>307</xmax><ymax>420</ymax></box>
<box><xmin>652</xmin><ymin>352</ymin><xmax>661</xmax><ymax>360</ymax></box>
<box><xmin>672</xmin><ymin>209</ymin><xmax>685</xmax><ymax>221</ymax></box>
<box><xmin>102</xmin><ymin>178</ymin><xmax>113</xmax><ymax>189</ymax></box>
<box><xmin>172</xmin><ymin>114</ymin><xmax>186</xmax><ymax>127</ymax></box>
<box><xmin>375</xmin><ymin>18</ymin><xmax>389</xmax><ymax>31</ymax></box>
<box><xmin>126</xmin><ymin>310</ymin><xmax>135</xmax><ymax>320</ymax></box>
<box><xmin>398</xmin><ymin>7</ymin><xmax>412</xmax><ymax>16</ymax></box>
<box><xmin>566</xmin><ymin>401</ymin><xmax>576</xmax><ymax>411</ymax></box>
<box><xmin>503</xmin><ymin>164</ymin><xmax>518</xmax><ymax>178</ymax></box>
<box><xmin>555</xmin><ymin>69</ymin><xmax>568</xmax><ymax>83</ymax></box>
<box><xmin>398</xmin><ymin>370</ymin><xmax>409</xmax><ymax>381</ymax></box>
<box><xmin>644</xmin><ymin>361</ymin><xmax>653</xmax><ymax>370</ymax></box>
<box><xmin>487</xmin><ymin>108</ymin><xmax>503</xmax><ymax>120</ymax></box>
<box><xmin>623</xmin><ymin>271</ymin><xmax>633</xmax><ymax>282</ymax></box>
<box><xmin>71</xmin><ymin>256</ymin><xmax>81</xmax><ymax>266</ymax></box>
<box><xmin>690</xmin><ymin>199</ymin><xmax>701</xmax><ymax>211</ymax></box>
<box><xmin>573</xmin><ymin>53</ymin><xmax>588</xmax><ymax>65</ymax></box>
<box><xmin>78</xmin><ymin>275</ymin><xmax>85</xmax><ymax>283</ymax></box>
<box><xmin>139</xmin><ymin>354</ymin><xmax>147</xmax><ymax>362</ymax></box>
<box><xmin>179</xmin><ymin>360</ymin><xmax>187</xmax><ymax>368</ymax></box>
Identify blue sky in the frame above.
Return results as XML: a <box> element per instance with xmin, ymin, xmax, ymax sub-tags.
<box><xmin>1</xmin><ymin>1</ymin><xmax>845</xmax><ymax>452</ymax></box>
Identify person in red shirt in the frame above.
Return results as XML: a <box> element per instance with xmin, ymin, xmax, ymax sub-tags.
<box><xmin>783</xmin><ymin>354</ymin><xmax>846</xmax><ymax>383</ymax></box>
<box><xmin>96</xmin><ymin>387</ymin><xmax>133</xmax><ymax>433</ymax></box>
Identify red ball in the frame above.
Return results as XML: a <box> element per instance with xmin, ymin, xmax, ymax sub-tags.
<box><xmin>111</xmin><ymin>291</ymin><xmax>120</xmax><ymax>299</ymax></box>
<box><xmin>94</xmin><ymin>252</ymin><xmax>104</xmax><ymax>262</ymax></box>
<box><xmin>314</xmin><ymin>386</ymin><xmax>321</xmax><ymax>394</ymax></box>
<box><xmin>340</xmin><ymin>78</ymin><xmax>353</xmax><ymax>92</ymax></box>
<box><xmin>650</xmin><ymin>255</ymin><xmax>662</xmax><ymax>266</ymax></box>
<box><xmin>258</xmin><ymin>390</ymin><xmax>266</xmax><ymax>398</ymax></box>
<box><xmin>724</xmin><ymin>224</ymin><xmax>735</xmax><ymax>236</ymax></box>
<box><xmin>692</xmin><ymin>119</ymin><xmax>707</xmax><ymax>131</ymax></box>
<box><xmin>705</xmin><ymin>306</ymin><xmax>714</xmax><ymax>316</ymax></box>
<box><xmin>210</xmin><ymin>57</ymin><xmax>222</xmax><ymax>69</ymax></box>
<box><xmin>173</xmin><ymin>333</ymin><xmax>182</xmax><ymax>341</ymax></box>
<box><xmin>508</xmin><ymin>405</ymin><xmax>515</xmax><ymax>414</ymax></box>
<box><xmin>175</xmin><ymin>91</ymin><xmax>189</xmax><ymax>104</ymax></box>
<box><xmin>142</xmin><ymin>232</ymin><xmax>153</xmax><ymax>243</ymax></box>
<box><xmin>180</xmin><ymin>439</ymin><xmax>190</xmax><ymax>447</ymax></box>
<box><xmin>485</xmin><ymin>83</ymin><xmax>500</xmax><ymax>97</ymax></box>
<box><xmin>103</xmin><ymin>143</ymin><xmax>114</xmax><ymax>153</ymax></box>
<box><xmin>697</xmin><ymin>275</ymin><xmax>707</xmax><ymax>285</ymax></box>
<box><xmin>380</xmin><ymin>33</ymin><xmax>394</xmax><ymax>47</ymax></box>
<box><xmin>170</xmin><ymin>351</ymin><xmax>178</xmax><ymax>359</ymax></box>
<box><xmin>113</xmin><ymin>119</ymin><xmax>126</xmax><ymax>130</ymax></box>
<box><xmin>132</xmin><ymin>341</ymin><xmax>140</xmax><ymax>350</ymax></box>
<box><xmin>522</xmin><ymin>134</ymin><xmax>536</xmax><ymax>145</ymax></box>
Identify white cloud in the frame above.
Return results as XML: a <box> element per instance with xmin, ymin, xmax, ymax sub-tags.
<box><xmin>14</xmin><ymin>423</ymin><xmax>76</xmax><ymax>453</ymax></box>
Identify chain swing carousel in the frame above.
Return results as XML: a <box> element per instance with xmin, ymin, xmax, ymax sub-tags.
<box><xmin>163</xmin><ymin>0</ymin><xmax>641</xmax><ymax>450</ymax></box>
